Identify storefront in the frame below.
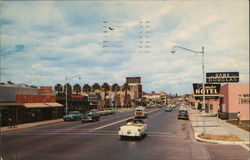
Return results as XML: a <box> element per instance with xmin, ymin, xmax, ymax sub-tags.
<box><xmin>220</xmin><ymin>83</ymin><xmax>249</xmax><ymax>120</ymax></box>
<box><xmin>0</xmin><ymin>102</ymin><xmax>64</xmax><ymax>126</ymax></box>
<box><xmin>0</xmin><ymin>85</ymin><xmax>65</xmax><ymax>126</ymax></box>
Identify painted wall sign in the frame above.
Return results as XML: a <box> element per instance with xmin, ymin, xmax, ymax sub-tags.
<box><xmin>193</xmin><ymin>83</ymin><xmax>221</xmax><ymax>97</ymax></box>
<box><xmin>206</xmin><ymin>72</ymin><xmax>239</xmax><ymax>83</ymax></box>
<box><xmin>238</xmin><ymin>94</ymin><xmax>250</xmax><ymax>104</ymax></box>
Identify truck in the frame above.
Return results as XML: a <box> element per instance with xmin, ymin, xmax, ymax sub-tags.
<box><xmin>134</xmin><ymin>107</ymin><xmax>148</xmax><ymax>119</ymax></box>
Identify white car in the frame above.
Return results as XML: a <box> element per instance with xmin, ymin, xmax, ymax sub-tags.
<box><xmin>118</xmin><ymin>119</ymin><xmax>147</xmax><ymax>139</ymax></box>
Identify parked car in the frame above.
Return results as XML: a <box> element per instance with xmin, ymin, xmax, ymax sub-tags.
<box><xmin>63</xmin><ymin>111</ymin><xmax>82</xmax><ymax>121</ymax></box>
<box><xmin>106</xmin><ymin>108</ymin><xmax>116</xmax><ymax>114</ymax></box>
<box><xmin>118</xmin><ymin>119</ymin><xmax>147</xmax><ymax>139</ymax></box>
<box><xmin>134</xmin><ymin>107</ymin><xmax>148</xmax><ymax>119</ymax></box>
<box><xmin>81</xmin><ymin>110</ymin><xmax>100</xmax><ymax>122</ymax></box>
<box><xmin>178</xmin><ymin>109</ymin><xmax>189</xmax><ymax>120</ymax></box>
<box><xmin>165</xmin><ymin>106</ymin><xmax>172</xmax><ymax>112</ymax></box>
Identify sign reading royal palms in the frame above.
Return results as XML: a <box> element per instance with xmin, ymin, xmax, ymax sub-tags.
<box><xmin>206</xmin><ymin>72</ymin><xmax>239</xmax><ymax>83</ymax></box>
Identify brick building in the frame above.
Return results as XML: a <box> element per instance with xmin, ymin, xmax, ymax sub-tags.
<box><xmin>0</xmin><ymin>84</ymin><xmax>64</xmax><ymax>126</ymax></box>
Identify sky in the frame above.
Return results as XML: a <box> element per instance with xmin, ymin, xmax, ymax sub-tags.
<box><xmin>0</xmin><ymin>0</ymin><xmax>249</xmax><ymax>95</ymax></box>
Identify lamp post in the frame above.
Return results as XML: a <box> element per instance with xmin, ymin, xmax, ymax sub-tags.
<box><xmin>171</xmin><ymin>46</ymin><xmax>206</xmax><ymax>135</ymax></box>
<box><xmin>65</xmin><ymin>75</ymin><xmax>81</xmax><ymax>115</ymax></box>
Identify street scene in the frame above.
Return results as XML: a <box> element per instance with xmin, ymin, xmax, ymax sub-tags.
<box><xmin>0</xmin><ymin>0</ymin><xmax>249</xmax><ymax>160</ymax></box>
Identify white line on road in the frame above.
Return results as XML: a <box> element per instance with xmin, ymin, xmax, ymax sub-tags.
<box><xmin>90</xmin><ymin>116</ymin><xmax>134</xmax><ymax>131</ymax></box>
<box><xmin>90</xmin><ymin>108</ymin><xmax>160</xmax><ymax>131</ymax></box>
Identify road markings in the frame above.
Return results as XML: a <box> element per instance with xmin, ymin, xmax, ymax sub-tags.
<box><xmin>90</xmin><ymin>108</ymin><xmax>160</xmax><ymax>131</ymax></box>
<box><xmin>90</xmin><ymin>116</ymin><xmax>134</xmax><ymax>131</ymax></box>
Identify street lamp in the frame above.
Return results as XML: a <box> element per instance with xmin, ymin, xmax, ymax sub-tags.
<box><xmin>65</xmin><ymin>75</ymin><xmax>81</xmax><ymax>115</ymax></box>
<box><xmin>171</xmin><ymin>45</ymin><xmax>206</xmax><ymax>135</ymax></box>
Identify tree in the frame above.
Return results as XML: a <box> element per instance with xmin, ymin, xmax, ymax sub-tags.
<box><xmin>92</xmin><ymin>83</ymin><xmax>101</xmax><ymax>93</ymax></box>
<box><xmin>54</xmin><ymin>84</ymin><xmax>63</xmax><ymax>94</ymax></box>
<box><xmin>112</xmin><ymin>83</ymin><xmax>120</xmax><ymax>108</ymax></box>
<box><xmin>102</xmin><ymin>82</ymin><xmax>110</xmax><ymax>108</ymax></box>
<box><xmin>122</xmin><ymin>83</ymin><xmax>130</xmax><ymax>107</ymax></box>
<box><xmin>64</xmin><ymin>83</ymin><xmax>72</xmax><ymax>95</ymax></box>
<box><xmin>73</xmin><ymin>83</ymin><xmax>81</xmax><ymax>94</ymax></box>
<box><xmin>82</xmin><ymin>84</ymin><xmax>91</xmax><ymax>94</ymax></box>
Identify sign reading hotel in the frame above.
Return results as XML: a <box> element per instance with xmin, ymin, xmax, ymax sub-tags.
<box><xmin>206</xmin><ymin>72</ymin><xmax>239</xmax><ymax>83</ymax></box>
<box><xmin>126</xmin><ymin>77</ymin><xmax>141</xmax><ymax>84</ymax></box>
<box><xmin>193</xmin><ymin>83</ymin><xmax>221</xmax><ymax>98</ymax></box>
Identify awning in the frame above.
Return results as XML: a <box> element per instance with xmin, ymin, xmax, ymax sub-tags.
<box><xmin>0</xmin><ymin>103</ymin><xmax>23</xmax><ymax>107</ymax></box>
<box><xmin>23</xmin><ymin>103</ymin><xmax>64</xmax><ymax>108</ymax></box>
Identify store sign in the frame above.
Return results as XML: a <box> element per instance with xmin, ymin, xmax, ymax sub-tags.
<box><xmin>126</xmin><ymin>77</ymin><xmax>141</xmax><ymax>84</ymax></box>
<box><xmin>238</xmin><ymin>94</ymin><xmax>250</xmax><ymax>104</ymax></box>
<box><xmin>88</xmin><ymin>94</ymin><xmax>98</xmax><ymax>102</ymax></box>
<box><xmin>193</xmin><ymin>83</ymin><xmax>220</xmax><ymax>97</ymax></box>
<box><xmin>206</xmin><ymin>72</ymin><xmax>239</xmax><ymax>83</ymax></box>
<box><xmin>38</xmin><ymin>86</ymin><xmax>52</xmax><ymax>94</ymax></box>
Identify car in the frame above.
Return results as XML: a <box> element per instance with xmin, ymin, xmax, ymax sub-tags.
<box><xmin>81</xmin><ymin>110</ymin><xmax>100</xmax><ymax>122</ymax></box>
<box><xmin>63</xmin><ymin>111</ymin><xmax>82</xmax><ymax>121</ymax></box>
<box><xmin>134</xmin><ymin>107</ymin><xmax>148</xmax><ymax>119</ymax></box>
<box><xmin>106</xmin><ymin>108</ymin><xmax>116</xmax><ymax>114</ymax></box>
<box><xmin>118</xmin><ymin>119</ymin><xmax>147</xmax><ymax>139</ymax></box>
<box><xmin>178</xmin><ymin>109</ymin><xmax>189</xmax><ymax>120</ymax></box>
<box><xmin>165</xmin><ymin>106</ymin><xmax>172</xmax><ymax>112</ymax></box>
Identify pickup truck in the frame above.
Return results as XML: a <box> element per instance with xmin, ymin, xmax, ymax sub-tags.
<box><xmin>134</xmin><ymin>107</ymin><xmax>148</xmax><ymax>119</ymax></box>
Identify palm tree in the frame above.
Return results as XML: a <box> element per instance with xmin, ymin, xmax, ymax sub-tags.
<box><xmin>54</xmin><ymin>84</ymin><xmax>63</xmax><ymax>94</ymax></box>
<box><xmin>123</xmin><ymin>83</ymin><xmax>130</xmax><ymax>108</ymax></box>
<box><xmin>64</xmin><ymin>83</ymin><xmax>72</xmax><ymax>94</ymax></box>
<box><xmin>82</xmin><ymin>84</ymin><xmax>91</xmax><ymax>94</ymax></box>
<box><xmin>73</xmin><ymin>83</ymin><xmax>81</xmax><ymax>94</ymax></box>
<box><xmin>112</xmin><ymin>83</ymin><xmax>120</xmax><ymax>108</ymax></box>
<box><xmin>92</xmin><ymin>83</ymin><xmax>101</xmax><ymax>93</ymax></box>
<box><xmin>102</xmin><ymin>82</ymin><xmax>110</xmax><ymax>108</ymax></box>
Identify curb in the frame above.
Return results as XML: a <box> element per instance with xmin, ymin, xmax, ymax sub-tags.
<box><xmin>1</xmin><ymin>119</ymin><xmax>63</xmax><ymax>133</ymax></box>
<box><xmin>193</xmin><ymin>132</ymin><xmax>249</xmax><ymax>145</ymax></box>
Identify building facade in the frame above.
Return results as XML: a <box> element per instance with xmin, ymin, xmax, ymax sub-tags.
<box><xmin>0</xmin><ymin>84</ymin><xmax>64</xmax><ymax>126</ymax></box>
<box><xmin>220</xmin><ymin>83</ymin><xmax>249</xmax><ymax>120</ymax></box>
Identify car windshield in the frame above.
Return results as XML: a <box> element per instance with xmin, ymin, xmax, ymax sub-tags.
<box><xmin>69</xmin><ymin>111</ymin><xmax>80</xmax><ymax>114</ymax></box>
<box><xmin>179</xmin><ymin>110</ymin><xmax>187</xmax><ymax>113</ymax></box>
<box><xmin>85</xmin><ymin>111</ymin><xmax>93</xmax><ymax>115</ymax></box>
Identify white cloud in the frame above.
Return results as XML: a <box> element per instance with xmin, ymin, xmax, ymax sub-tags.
<box><xmin>1</xmin><ymin>0</ymin><xmax>248</xmax><ymax>94</ymax></box>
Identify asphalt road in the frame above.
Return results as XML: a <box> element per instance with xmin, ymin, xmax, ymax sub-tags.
<box><xmin>1</xmin><ymin>108</ymin><xmax>249</xmax><ymax>160</ymax></box>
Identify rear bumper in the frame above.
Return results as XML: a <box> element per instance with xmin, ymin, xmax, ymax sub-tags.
<box><xmin>178</xmin><ymin>115</ymin><xmax>189</xmax><ymax>119</ymax></box>
<box><xmin>118</xmin><ymin>131</ymin><xmax>141</xmax><ymax>137</ymax></box>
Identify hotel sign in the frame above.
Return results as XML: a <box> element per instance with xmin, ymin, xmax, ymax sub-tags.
<box><xmin>206</xmin><ymin>72</ymin><xmax>239</xmax><ymax>83</ymax></box>
<box><xmin>193</xmin><ymin>83</ymin><xmax>221</xmax><ymax>98</ymax></box>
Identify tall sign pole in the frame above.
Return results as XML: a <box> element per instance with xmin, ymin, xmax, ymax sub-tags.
<box><xmin>201</xmin><ymin>46</ymin><xmax>206</xmax><ymax>135</ymax></box>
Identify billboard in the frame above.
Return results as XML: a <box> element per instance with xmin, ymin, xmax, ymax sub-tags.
<box><xmin>126</xmin><ymin>77</ymin><xmax>141</xmax><ymax>84</ymax></box>
<box><xmin>38</xmin><ymin>86</ymin><xmax>52</xmax><ymax>94</ymax></box>
<box><xmin>206</xmin><ymin>72</ymin><xmax>239</xmax><ymax>83</ymax></box>
<box><xmin>193</xmin><ymin>83</ymin><xmax>221</xmax><ymax>98</ymax></box>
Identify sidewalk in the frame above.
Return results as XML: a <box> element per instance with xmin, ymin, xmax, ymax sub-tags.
<box><xmin>1</xmin><ymin>119</ymin><xmax>63</xmax><ymax>133</ymax></box>
<box><xmin>188</xmin><ymin>108</ymin><xmax>250</xmax><ymax>150</ymax></box>
<box><xmin>1</xmin><ymin>108</ymin><xmax>134</xmax><ymax>133</ymax></box>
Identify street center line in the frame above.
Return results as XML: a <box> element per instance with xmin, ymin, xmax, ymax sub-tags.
<box><xmin>90</xmin><ymin>116</ymin><xmax>134</xmax><ymax>131</ymax></box>
<box><xmin>90</xmin><ymin>108</ymin><xmax>160</xmax><ymax>131</ymax></box>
